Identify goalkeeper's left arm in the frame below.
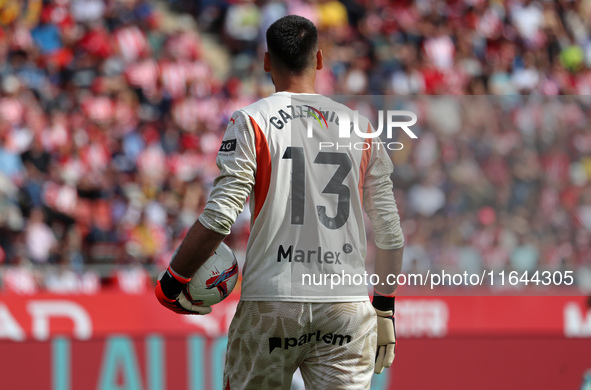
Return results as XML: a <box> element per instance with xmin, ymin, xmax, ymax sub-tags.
<box><xmin>372</xmin><ymin>247</ymin><xmax>403</xmax><ymax>374</ymax></box>
<box><xmin>362</xmin><ymin>129</ymin><xmax>404</xmax><ymax>374</ymax></box>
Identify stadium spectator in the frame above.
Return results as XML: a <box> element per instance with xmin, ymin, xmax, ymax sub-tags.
<box><xmin>25</xmin><ymin>208</ymin><xmax>57</xmax><ymax>264</ymax></box>
<box><xmin>1</xmin><ymin>243</ymin><xmax>40</xmax><ymax>295</ymax></box>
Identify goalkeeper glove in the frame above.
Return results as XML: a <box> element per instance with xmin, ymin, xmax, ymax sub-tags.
<box><xmin>155</xmin><ymin>266</ymin><xmax>212</xmax><ymax>315</ymax></box>
<box><xmin>373</xmin><ymin>295</ymin><xmax>396</xmax><ymax>374</ymax></box>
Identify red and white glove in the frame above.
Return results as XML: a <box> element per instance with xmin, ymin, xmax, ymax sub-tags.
<box><xmin>155</xmin><ymin>267</ymin><xmax>212</xmax><ymax>315</ymax></box>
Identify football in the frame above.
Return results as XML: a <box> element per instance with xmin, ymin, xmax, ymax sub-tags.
<box><xmin>183</xmin><ymin>242</ymin><xmax>239</xmax><ymax>306</ymax></box>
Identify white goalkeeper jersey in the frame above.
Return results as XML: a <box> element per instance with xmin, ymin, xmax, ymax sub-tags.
<box><xmin>199</xmin><ymin>92</ymin><xmax>403</xmax><ymax>302</ymax></box>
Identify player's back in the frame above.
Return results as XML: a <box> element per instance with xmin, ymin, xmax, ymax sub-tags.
<box><xmin>237</xmin><ymin>92</ymin><xmax>376</xmax><ymax>302</ymax></box>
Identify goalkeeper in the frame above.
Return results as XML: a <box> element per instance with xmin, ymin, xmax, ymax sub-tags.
<box><xmin>156</xmin><ymin>15</ymin><xmax>403</xmax><ymax>390</ymax></box>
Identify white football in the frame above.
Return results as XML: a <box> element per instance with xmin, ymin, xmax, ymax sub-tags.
<box><xmin>183</xmin><ymin>242</ymin><xmax>239</xmax><ymax>306</ymax></box>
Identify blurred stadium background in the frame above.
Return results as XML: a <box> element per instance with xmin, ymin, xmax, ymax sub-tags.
<box><xmin>0</xmin><ymin>0</ymin><xmax>591</xmax><ymax>389</ymax></box>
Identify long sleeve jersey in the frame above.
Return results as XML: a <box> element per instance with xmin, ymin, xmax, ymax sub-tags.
<box><xmin>199</xmin><ymin>92</ymin><xmax>403</xmax><ymax>301</ymax></box>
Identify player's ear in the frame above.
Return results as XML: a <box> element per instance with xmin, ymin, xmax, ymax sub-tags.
<box><xmin>316</xmin><ymin>50</ymin><xmax>323</xmax><ymax>70</ymax></box>
<box><xmin>264</xmin><ymin>52</ymin><xmax>271</xmax><ymax>73</ymax></box>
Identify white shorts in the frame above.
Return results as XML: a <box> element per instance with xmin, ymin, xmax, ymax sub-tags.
<box><xmin>223</xmin><ymin>300</ymin><xmax>377</xmax><ymax>390</ymax></box>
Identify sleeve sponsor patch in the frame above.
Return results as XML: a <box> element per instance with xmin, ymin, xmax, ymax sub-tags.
<box><xmin>219</xmin><ymin>139</ymin><xmax>237</xmax><ymax>152</ymax></box>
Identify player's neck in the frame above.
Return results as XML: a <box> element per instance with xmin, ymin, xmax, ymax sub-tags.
<box><xmin>273</xmin><ymin>75</ymin><xmax>317</xmax><ymax>94</ymax></box>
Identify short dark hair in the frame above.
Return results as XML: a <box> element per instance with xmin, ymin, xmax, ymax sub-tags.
<box><xmin>266</xmin><ymin>15</ymin><xmax>318</xmax><ymax>74</ymax></box>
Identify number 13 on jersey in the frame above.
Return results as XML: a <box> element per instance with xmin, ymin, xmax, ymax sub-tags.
<box><xmin>282</xmin><ymin>146</ymin><xmax>352</xmax><ymax>230</ymax></box>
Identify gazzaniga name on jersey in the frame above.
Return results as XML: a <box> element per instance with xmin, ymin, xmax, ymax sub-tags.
<box><xmin>277</xmin><ymin>244</ymin><xmax>342</xmax><ymax>264</ymax></box>
<box><xmin>269</xmin><ymin>330</ymin><xmax>352</xmax><ymax>353</ymax></box>
<box><xmin>269</xmin><ymin>105</ymin><xmax>345</xmax><ymax>130</ymax></box>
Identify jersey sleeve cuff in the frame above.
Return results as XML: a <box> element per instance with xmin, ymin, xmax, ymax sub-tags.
<box><xmin>198</xmin><ymin>212</ymin><xmax>231</xmax><ymax>236</ymax></box>
<box><xmin>374</xmin><ymin>240</ymin><xmax>404</xmax><ymax>250</ymax></box>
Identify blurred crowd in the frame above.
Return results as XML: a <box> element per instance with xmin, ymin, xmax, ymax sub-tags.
<box><xmin>387</xmin><ymin>95</ymin><xmax>591</xmax><ymax>292</ymax></box>
<box><xmin>0</xmin><ymin>0</ymin><xmax>590</xmax><ymax>294</ymax></box>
